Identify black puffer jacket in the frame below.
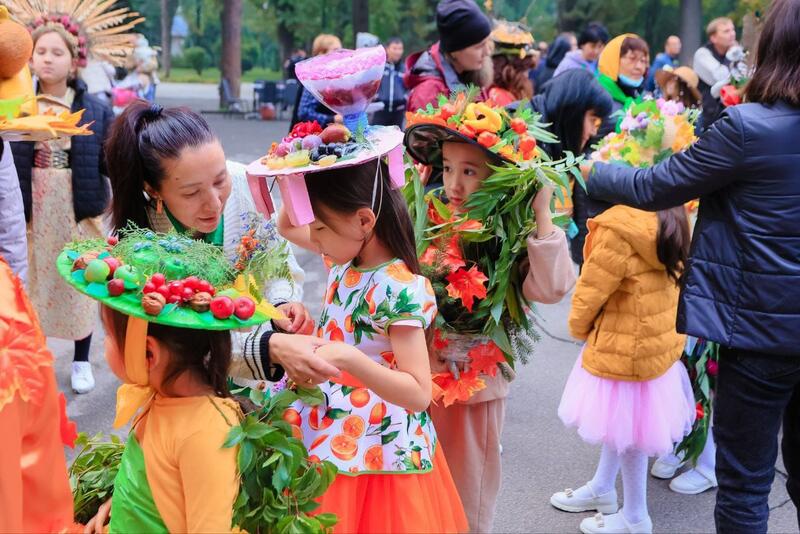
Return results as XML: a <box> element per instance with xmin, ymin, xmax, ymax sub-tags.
<box><xmin>588</xmin><ymin>101</ymin><xmax>800</xmax><ymax>355</ymax></box>
<box><xmin>11</xmin><ymin>79</ymin><xmax>113</xmax><ymax>223</ymax></box>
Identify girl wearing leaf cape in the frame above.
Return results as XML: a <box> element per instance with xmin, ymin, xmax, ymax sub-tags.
<box><xmin>404</xmin><ymin>93</ymin><xmax>576</xmax><ymax>532</ymax></box>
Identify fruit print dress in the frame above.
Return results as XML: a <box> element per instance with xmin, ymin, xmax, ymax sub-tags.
<box><xmin>292</xmin><ymin>258</ymin><xmax>467</xmax><ymax>533</ymax></box>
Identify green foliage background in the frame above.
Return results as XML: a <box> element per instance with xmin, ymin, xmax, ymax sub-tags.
<box><xmin>125</xmin><ymin>0</ymin><xmax>746</xmax><ymax>76</ymax></box>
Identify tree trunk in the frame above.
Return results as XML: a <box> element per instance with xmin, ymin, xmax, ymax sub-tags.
<box><xmin>679</xmin><ymin>0</ymin><xmax>702</xmax><ymax>66</ymax></box>
<box><xmin>352</xmin><ymin>0</ymin><xmax>369</xmax><ymax>46</ymax></box>
<box><xmin>160</xmin><ymin>0</ymin><xmax>172</xmax><ymax>76</ymax></box>
<box><xmin>220</xmin><ymin>0</ymin><xmax>243</xmax><ymax>107</ymax></box>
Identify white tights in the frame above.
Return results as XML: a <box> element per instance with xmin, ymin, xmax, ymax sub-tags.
<box><xmin>576</xmin><ymin>444</ymin><xmax>650</xmax><ymax>524</ymax></box>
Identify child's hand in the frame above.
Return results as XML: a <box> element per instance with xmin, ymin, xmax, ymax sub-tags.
<box><xmin>531</xmin><ymin>185</ymin><xmax>556</xmax><ymax>238</ymax></box>
<box><xmin>314</xmin><ymin>342</ymin><xmax>360</xmax><ymax>374</ymax></box>
<box><xmin>84</xmin><ymin>498</ymin><xmax>112</xmax><ymax>534</ymax></box>
<box><xmin>275</xmin><ymin>302</ymin><xmax>315</xmax><ymax>334</ymax></box>
<box><xmin>416</xmin><ymin>163</ymin><xmax>433</xmax><ymax>186</ymax></box>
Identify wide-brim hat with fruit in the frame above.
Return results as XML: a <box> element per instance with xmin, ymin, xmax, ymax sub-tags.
<box><xmin>404</xmin><ymin>88</ymin><xmax>549</xmax><ymax>169</ymax></box>
<box><xmin>57</xmin><ymin>227</ymin><xmax>284</xmax><ymax>428</ymax></box>
<box><xmin>246</xmin><ymin>46</ymin><xmax>406</xmax><ymax>227</ymax></box>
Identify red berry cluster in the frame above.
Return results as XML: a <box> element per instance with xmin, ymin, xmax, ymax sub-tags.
<box><xmin>143</xmin><ymin>274</ymin><xmax>216</xmax><ymax>305</ymax></box>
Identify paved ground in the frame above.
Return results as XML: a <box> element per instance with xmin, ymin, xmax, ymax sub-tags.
<box><xmin>51</xmin><ymin>83</ymin><xmax>797</xmax><ymax>533</ymax></box>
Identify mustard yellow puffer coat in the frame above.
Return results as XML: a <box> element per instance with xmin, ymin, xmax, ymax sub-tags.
<box><xmin>569</xmin><ymin>205</ymin><xmax>685</xmax><ymax>381</ymax></box>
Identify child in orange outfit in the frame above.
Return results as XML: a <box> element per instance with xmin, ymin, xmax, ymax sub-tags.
<box><xmin>0</xmin><ymin>257</ymin><xmax>75</xmax><ymax>533</ymax></box>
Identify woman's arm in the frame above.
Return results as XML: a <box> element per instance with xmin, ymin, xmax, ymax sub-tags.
<box><xmin>568</xmin><ymin>226</ymin><xmax>628</xmax><ymax>340</ymax></box>
<box><xmin>587</xmin><ymin>109</ymin><xmax>745</xmax><ymax>210</ymax></box>
<box><xmin>316</xmin><ymin>325</ymin><xmax>431</xmax><ymax>412</ymax></box>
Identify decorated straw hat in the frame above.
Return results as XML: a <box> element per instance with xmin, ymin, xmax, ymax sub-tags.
<box><xmin>655</xmin><ymin>66</ymin><xmax>702</xmax><ymax>103</ymax></box>
<box><xmin>404</xmin><ymin>88</ymin><xmax>554</xmax><ymax>169</ymax></box>
<box><xmin>57</xmin><ymin>224</ymin><xmax>285</xmax><ymax>427</ymax></box>
<box><xmin>246</xmin><ymin>46</ymin><xmax>406</xmax><ymax>226</ymax></box>
<box><xmin>491</xmin><ymin>19</ymin><xmax>536</xmax><ymax>59</ymax></box>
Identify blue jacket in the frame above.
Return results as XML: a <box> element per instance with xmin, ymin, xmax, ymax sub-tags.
<box><xmin>11</xmin><ymin>79</ymin><xmax>113</xmax><ymax>223</ymax></box>
<box><xmin>377</xmin><ymin>61</ymin><xmax>406</xmax><ymax>113</ymax></box>
<box><xmin>644</xmin><ymin>52</ymin><xmax>680</xmax><ymax>93</ymax></box>
<box><xmin>587</xmin><ymin>102</ymin><xmax>800</xmax><ymax>356</ymax></box>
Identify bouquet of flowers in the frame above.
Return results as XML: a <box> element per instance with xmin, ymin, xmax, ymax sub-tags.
<box><xmin>404</xmin><ymin>90</ymin><xmax>581</xmax><ymax>405</ymax></box>
<box><xmin>592</xmin><ymin>98</ymin><xmax>698</xmax><ymax>168</ymax></box>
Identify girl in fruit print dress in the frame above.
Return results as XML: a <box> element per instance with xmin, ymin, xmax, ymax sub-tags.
<box><xmin>277</xmin><ymin>158</ymin><xmax>468</xmax><ymax>533</ymax></box>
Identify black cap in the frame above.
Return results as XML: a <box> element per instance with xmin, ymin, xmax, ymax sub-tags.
<box><xmin>436</xmin><ymin>0</ymin><xmax>492</xmax><ymax>53</ymax></box>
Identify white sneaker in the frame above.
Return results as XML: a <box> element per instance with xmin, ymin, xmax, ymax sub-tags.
<box><xmin>71</xmin><ymin>361</ymin><xmax>95</xmax><ymax>394</ymax></box>
<box><xmin>669</xmin><ymin>468</ymin><xmax>717</xmax><ymax>495</ymax></box>
<box><xmin>550</xmin><ymin>483</ymin><xmax>619</xmax><ymax>514</ymax></box>
<box><xmin>650</xmin><ymin>453</ymin><xmax>685</xmax><ymax>479</ymax></box>
<box><xmin>580</xmin><ymin>512</ymin><xmax>653</xmax><ymax>534</ymax></box>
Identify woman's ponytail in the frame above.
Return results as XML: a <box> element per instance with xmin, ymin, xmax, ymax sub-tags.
<box><xmin>105</xmin><ymin>100</ymin><xmax>215</xmax><ymax>232</ymax></box>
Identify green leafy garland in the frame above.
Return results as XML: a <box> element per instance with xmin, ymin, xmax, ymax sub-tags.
<box><xmin>403</xmin><ymin>140</ymin><xmax>581</xmax><ymax>362</ymax></box>
<box><xmin>70</xmin><ymin>433</ymin><xmax>125</xmax><ymax>525</ymax></box>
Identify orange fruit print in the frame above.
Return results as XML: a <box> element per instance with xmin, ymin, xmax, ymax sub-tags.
<box><xmin>344</xmin><ymin>315</ymin><xmax>354</xmax><ymax>333</ymax></box>
<box><xmin>326</xmin><ymin>319</ymin><xmax>345</xmax><ymax>342</ymax></box>
<box><xmin>283</xmin><ymin>408</ymin><xmax>301</xmax><ymax>427</ymax></box>
<box><xmin>411</xmin><ymin>450</ymin><xmax>422</xmax><ymax>469</ymax></box>
<box><xmin>342</xmin><ymin>414</ymin><xmax>366</xmax><ymax>438</ymax></box>
<box><xmin>363</xmin><ymin>444</ymin><xmax>384</xmax><ymax>471</ymax></box>
<box><xmin>350</xmin><ymin>388</ymin><xmax>371</xmax><ymax>407</ymax></box>
<box><xmin>343</xmin><ymin>269</ymin><xmax>362</xmax><ymax>288</ymax></box>
<box><xmin>291</xmin><ymin>424</ymin><xmax>303</xmax><ymax>440</ymax></box>
<box><xmin>369</xmin><ymin>402</ymin><xmax>387</xmax><ymax>425</ymax></box>
<box><xmin>309</xmin><ymin>406</ymin><xmax>334</xmax><ymax>431</ymax></box>
<box><xmin>386</xmin><ymin>262</ymin><xmax>415</xmax><ymax>283</ymax></box>
<box><xmin>331</xmin><ymin>434</ymin><xmax>358</xmax><ymax>461</ymax></box>
<box><xmin>309</xmin><ymin>434</ymin><xmax>329</xmax><ymax>451</ymax></box>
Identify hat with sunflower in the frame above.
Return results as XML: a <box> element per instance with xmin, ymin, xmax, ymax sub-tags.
<box><xmin>404</xmin><ymin>87</ymin><xmax>557</xmax><ymax>168</ymax></box>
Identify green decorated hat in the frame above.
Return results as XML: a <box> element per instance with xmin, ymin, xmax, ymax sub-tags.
<box><xmin>57</xmin><ymin>226</ymin><xmax>285</xmax><ymax>330</ymax></box>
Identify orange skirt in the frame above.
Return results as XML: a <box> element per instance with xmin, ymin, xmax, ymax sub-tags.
<box><xmin>317</xmin><ymin>445</ymin><xmax>468</xmax><ymax>533</ymax></box>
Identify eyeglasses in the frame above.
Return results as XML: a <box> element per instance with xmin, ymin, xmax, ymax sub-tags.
<box><xmin>621</xmin><ymin>54</ymin><xmax>649</xmax><ymax>67</ymax></box>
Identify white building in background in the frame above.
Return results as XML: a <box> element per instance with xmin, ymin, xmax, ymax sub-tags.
<box><xmin>171</xmin><ymin>11</ymin><xmax>189</xmax><ymax>57</ymax></box>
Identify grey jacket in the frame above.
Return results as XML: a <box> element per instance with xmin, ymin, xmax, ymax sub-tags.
<box><xmin>0</xmin><ymin>141</ymin><xmax>28</xmax><ymax>281</ymax></box>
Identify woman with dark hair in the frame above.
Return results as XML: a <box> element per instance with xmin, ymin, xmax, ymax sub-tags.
<box><xmin>531</xmin><ymin>69</ymin><xmax>613</xmax><ymax>266</ymax></box>
<box><xmin>553</xmin><ymin>23</ymin><xmax>609</xmax><ymax>77</ymax></box>
<box><xmin>596</xmin><ymin>34</ymin><xmax>650</xmax><ymax>135</ymax></box>
<box><xmin>487</xmin><ymin>20</ymin><xmax>537</xmax><ymax>106</ymax></box>
<box><xmin>105</xmin><ymin>101</ymin><xmax>340</xmax><ymax>392</ymax></box>
<box><xmin>405</xmin><ymin>0</ymin><xmax>493</xmax><ymax>113</ymax></box>
<box><xmin>533</xmin><ymin>33</ymin><xmax>574</xmax><ymax>89</ymax></box>
<box><xmin>585</xmin><ymin>0</ymin><xmax>800</xmax><ymax>530</ymax></box>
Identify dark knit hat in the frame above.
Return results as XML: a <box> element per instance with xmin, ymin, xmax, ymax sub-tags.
<box><xmin>436</xmin><ymin>0</ymin><xmax>492</xmax><ymax>53</ymax></box>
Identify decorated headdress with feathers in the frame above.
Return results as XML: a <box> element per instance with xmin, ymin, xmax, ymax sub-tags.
<box><xmin>1</xmin><ymin>0</ymin><xmax>143</xmax><ymax>67</ymax></box>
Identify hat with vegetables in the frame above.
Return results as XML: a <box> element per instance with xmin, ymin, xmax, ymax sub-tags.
<box><xmin>57</xmin><ymin>221</ymin><xmax>288</xmax><ymax>427</ymax></box>
<box><xmin>491</xmin><ymin>19</ymin><xmax>536</xmax><ymax>59</ymax></box>
<box><xmin>404</xmin><ymin>87</ymin><xmax>553</xmax><ymax>168</ymax></box>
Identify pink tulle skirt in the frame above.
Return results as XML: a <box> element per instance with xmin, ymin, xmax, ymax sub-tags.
<box><xmin>558</xmin><ymin>350</ymin><xmax>695</xmax><ymax>456</ymax></box>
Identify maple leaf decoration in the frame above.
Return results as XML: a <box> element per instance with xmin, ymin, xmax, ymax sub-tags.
<box><xmin>432</xmin><ymin>370</ymin><xmax>487</xmax><ymax>407</ymax></box>
<box><xmin>446</xmin><ymin>266</ymin><xmax>489</xmax><ymax>312</ymax></box>
<box><xmin>420</xmin><ymin>234</ymin><xmax>466</xmax><ymax>272</ymax></box>
<box><xmin>467</xmin><ymin>341</ymin><xmax>506</xmax><ymax>377</ymax></box>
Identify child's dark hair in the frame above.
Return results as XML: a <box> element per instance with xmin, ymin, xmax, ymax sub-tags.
<box><xmin>105</xmin><ymin>100</ymin><xmax>216</xmax><ymax>232</ymax></box>
<box><xmin>101</xmin><ymin>306</ymin><xmax>232</xmax><ymax>397</ymax></box>
<box><xmin>656</xmin><ymin>207</ymin><xmax>690</xmax><ymax>284</ymax></box>
<box><xmin>304</xmin><ymin>158</ymin><xmax>421</xmax><ymax>274</ymax></box>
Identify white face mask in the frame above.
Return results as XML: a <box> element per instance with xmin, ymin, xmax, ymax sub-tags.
<box><xmin>619</xmin><ymin>73</ymin><xmax>644</xmax><ymax>88</ymax></box>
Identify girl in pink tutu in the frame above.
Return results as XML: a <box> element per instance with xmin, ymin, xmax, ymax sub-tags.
<box><xmin>550</xmin><ymin>204</ymin><xmax>696</xmax><ymax>534</ymax></box>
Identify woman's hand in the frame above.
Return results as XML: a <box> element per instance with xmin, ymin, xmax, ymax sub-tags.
<box><xmin>269</xmin><ymin>333</ymin><xmax>339</xmax><ymax>384</ymax></box>
<box><xmin>84</xmin><ymin>498</ymin><xmax>112</xmax><ymax>534</ymax></box>
<box><xmin>274</xmin><ymin>302</ymin><xmax>315</xmax><ymax>334</ymax></box>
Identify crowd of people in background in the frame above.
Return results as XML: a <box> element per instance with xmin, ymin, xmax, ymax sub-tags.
<box><xmin>2</xmin><ymin>0</ymin><xmax>799</xmax><ymax>532</ymax></box>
